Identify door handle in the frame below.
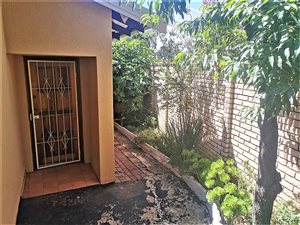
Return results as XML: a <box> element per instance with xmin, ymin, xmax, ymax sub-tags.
<box><xmin>29</xmin><ymin>113</ymin><xmax>40</xmax><ymax>121</ymax></box>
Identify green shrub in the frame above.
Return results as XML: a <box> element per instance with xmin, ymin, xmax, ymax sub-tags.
<box><xmin>205</xmin><ymin>159</ymin><xmax>252</xmax><ymax>223</ymax></box>
<box><xmin>183</xmin><ymin>150</ymin><xmax>252</xmax><ymax>224</ymax></box>
<box><xmin>143</xmin><ymin>116</ymin><xmax>158</xmax><ymax>129</ymax></box>
<box><xmin>125</xmin><ymin>116</ymin><xmax>157</xmax><ymax>133</ymax></box>
<box><xmin>113</xmin><ymin>37</ymin><xmax>156</xmax><ymax>129</ymax></box>
<box><xmin>168</xmin><ymin>115</ymin><xmax>203</xmax><ymax>150</ymax></box>
<box><xmin>183</xmin><ymin>149</ymin><xmax>212</xmax><ymax>183</ymax></box>
<box><xmin>138</xmin><ymin>129</ymin><xmax>179</xmax><ymax>164</ymax></box>
<box><xmin>272</xmin><ymin>201</ymin><xmax>300</xmax><ymax>225</ymax></box>
<box><xmin>135</xmin><ymin>128</ymin><xmax>174</xmax><ymax>157</ymax></box>
<box><xmin>157</xmin><ymin>134</ymin><xmax>181</xmax><ymax>165</ymax></box>
<box><xmin>163</xmin><ymin>114</ymin><xmax>204</xmax><ymax>165</ymax></box>
<box><xmin>135</xmin><ymin>128</ymin><xmax>161</xmax><ymax>145</ymax></box>
<box><xmin>135</xmin><ymin>114</ymin><xmax>204</xmax><ymax>167</ymax></box>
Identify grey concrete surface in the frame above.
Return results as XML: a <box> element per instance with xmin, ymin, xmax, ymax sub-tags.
<box><xmin>17</xmin><ymin>132</ymin><xmax>210</xmax><ymax>225</ymax></box>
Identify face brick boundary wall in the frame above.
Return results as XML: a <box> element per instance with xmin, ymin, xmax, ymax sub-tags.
<box><xmin>155</xmin><ymin>69</ymin><xmax>300</xmax><ymax>206</ymax></box>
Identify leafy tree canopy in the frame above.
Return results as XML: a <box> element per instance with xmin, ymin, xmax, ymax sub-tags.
<box><xmin>188</xmin><ymin>0</ymin><xmax>300</xmax><ymax>118</ymax></box>
<box><xmin>130</xmin><ymin>0</ymin><xmax>191</xmax><ymax>24</ymax></box>
<box><xmin>128</xmin><ymin>0</ymin><xmax>300</xmax><ymax>120</ymax></box>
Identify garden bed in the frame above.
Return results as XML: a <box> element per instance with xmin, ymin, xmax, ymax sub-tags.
<box><xmin>114</xmin><ymin>122</ymin><xmax>222</xmax><ymax>224</ymax></box>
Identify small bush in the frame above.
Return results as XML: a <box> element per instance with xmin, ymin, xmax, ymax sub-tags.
<box><xmin>272</xmin><ymin>201</ymin><xmax>300</xmax><ymax>225</ymax></box>
<box><xmin>113</xmin><ymin>36</ymin><xmax>156</xmax><ymax>130</ymax></box>
<box><xmin>183</xmin><ymin>149</ymin><xmax>212</xmax><ymax>183</ymax></box>
<box><xmin>135</xmin><ymin>128</ymin><xmax>161</xmax><ymax>145</ymax></box>
<box><xmin>156</xmin><ymin>134</ymin><xmax>181</xmax><ymax>165</ymax></box>
<box><xmin>136</xmin><ymin>129</ymin><xmax>179</xmax><ymax>164</ymax></box>
<box><xmin>136</xmin><ymin>114</ymin><xmax>204</xmax><ymax>167</ymax></box>
<box><xmin>159</xmin><ymin>114</ymin><xmax>204</xmax><ymax>166</ymax></box>
<box><xmin>144</xmin><ymin>116</ymin><xmax>158</xmax><ymax>129</ymax></box>
<box><xmin>205</xmin><ymin>159</ymin><xmax>252</xmax><ymax>223</ymax></box>
<box><xmin>125</xmin><ymin>116</ymin><xmax>158</xmax><ymax>133</ymax></box>
<box><xmin>168</xmin><ymin>114</ymin><xmax>204</xmax><ymax>151</ymax></box>
<box><xmin>183</xmin><ymin>150</ymin><xmax>252</xmax><ymax>224</ymax></box>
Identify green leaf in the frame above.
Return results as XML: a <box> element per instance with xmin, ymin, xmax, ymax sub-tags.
<box><xmin>224</xmin><ymin>183</ymin><xmax>237</xmax><ymax>193</ymax></box>
<box><xmin>206</xmin><ymin>190</ymin><xmax>216</xmax><ymax>203</ymax></box>
<box><xmin>219</xmin><ymin>172</ymin><xmax>231</xmax><ymax>183</ymax></box>
<box><xmin>223</xmin><ymin>208</ymin><xmax>234</xmax><ymax>218</ymax></box>
<box><xmin>226</xmin><ymin>159</ymin><xmax>235</xmax><ymax>166</ymax></box>
<box><xmin>295</xmin><ymin>46</ymin><xmax>300</xmax><ymax>58</ymax></box>
<box><xmin>277</xmin><ymin>10</ymin><xmax>284</xmax><ymax>19</ymax></box>
<box><xmin>205</xmin><ymin>179</ymin><xmax>215</xmax><ymax>188</ymax></box>
<box><xmin>284</xmin><ymin>48</ymin><xmax>290</xmax><ymax>60</ymax></box>
<box><xmin>278</xmin><ymin>56</ymin><xmax>282</xmax><ymax>69</ymax></box>
<box><xmin>213</xmin><ymin>186</ymin><xmax>226</xmax><ymax>196</ymax></box>
<box><xmin>269</xmin><ymin>56</ymin><xmax>274</xmax><ymax>67</ymax></box>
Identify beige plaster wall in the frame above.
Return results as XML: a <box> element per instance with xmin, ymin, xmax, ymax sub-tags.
<box><xmin>14</xmin><ymin>58</ymin><xmax>33</xmax><ymax>173</ymax></box>
<box><xmin>3</xmin><ymin>1</ymin><xmax>108</xmax><ymax>57</ymax></box>
<box><xmin>1</xmin><ymin>3</ymin><xmax>3</xmax><ymax>223</ymax></box>
<box><xmin>96</xmin><ymin>55</ymin><xmax>115</xmax><ymax>183</ymax></box>
<box><xmin>1</xmin><ymin>10</ymin><xmax>26</xmax><ymax>224</ymax></box>
<box><xmin>79</xmin><ymin>57</ymin><xmax>100</xmax><ymax>178</ymax></box>
<box><xmin>2</xmin><ymin>2</ymin><xmax>115</xmax><ymax>183</ymax></box>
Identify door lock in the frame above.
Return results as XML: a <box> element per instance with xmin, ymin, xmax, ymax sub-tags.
<box><xmin>29</xmin><ymin>113</ymin><xmax>40</xmax><ymax>121</ymax></box>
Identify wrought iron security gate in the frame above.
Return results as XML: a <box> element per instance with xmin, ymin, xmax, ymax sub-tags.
<box><xmin>27</xmin><ymin>60</ymin><xmax>81</xmax><ymax>169</ymax></box>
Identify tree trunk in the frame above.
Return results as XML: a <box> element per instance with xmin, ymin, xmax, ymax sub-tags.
<box><xmin>253</xmin><ymin>111</ymin><xmax>282</xmax><ymax>224</ymax></box>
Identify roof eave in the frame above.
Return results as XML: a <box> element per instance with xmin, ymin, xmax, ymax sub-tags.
<box><xmin>94</xmin><ymin>0</ymin><xmax>167</xmax><ymax>33</ymax></box>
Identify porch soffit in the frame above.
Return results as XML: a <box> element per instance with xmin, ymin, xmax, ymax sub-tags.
<box><xmin>94</xmin><ymin>0</ymin><xmax>167</xmax><ymax>39</ymax></box>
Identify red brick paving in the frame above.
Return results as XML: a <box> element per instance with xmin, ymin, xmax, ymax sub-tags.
<box><xmin>114</xmin><ymin>138</ymin><xmax>149</xmax><ymax>183</ymax></box>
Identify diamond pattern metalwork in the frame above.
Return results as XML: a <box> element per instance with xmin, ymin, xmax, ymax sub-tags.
<box><xmin>61</xmin><ymin>130</ymin><xmax>69</xmax><ymax>152</ymax></box>
<box><xmin>58</xmin><ymin>73</ymin><xmax>66</xmax><ymax>98</ymax></box>
<box><xmin>43</xmin><ymin>76</ymin><xmax>52</xmax><ymax>99</ymax></box>
<box><xmin>29</xmin><ymin>61</ymin><xmax>80</xmax><ymax>169</ymax></box>
<box><xmin>47</xmin><ymin>131</ymin><xmax>55</xmax><ymax>153</ymax></box>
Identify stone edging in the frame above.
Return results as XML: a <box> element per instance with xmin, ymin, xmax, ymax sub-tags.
<box><xmin>114</xmin><ymin>123</ymin><xmax>222</xmax><ymax>225</ymax></box>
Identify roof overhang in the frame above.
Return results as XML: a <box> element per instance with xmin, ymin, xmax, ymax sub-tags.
<box><xmin>94</xmin><ymin>0</ymin><xmax>167</xmax><ymax>39</ymax></box>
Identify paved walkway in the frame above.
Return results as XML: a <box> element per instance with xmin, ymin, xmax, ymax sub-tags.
<box><xmin>24</xmin><ymin>135</ymin><xmax>150</xmax><ymax>198</ymax></box>
<box><xmin>18</xmin><ymin>131</ymin><xmax>210</xmax><ymax>225</ymax></box>
<box><xmin>23</xmin><ymin>163</ymin><xmax>100</xmax><ymax>198</ymax></box>
<box><xmin>114</xmin><ymin>137</ymin><xmax>152</xmax><ymax>182</ymax></box>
